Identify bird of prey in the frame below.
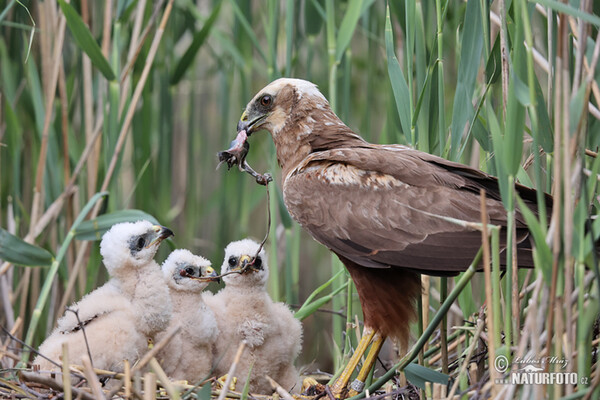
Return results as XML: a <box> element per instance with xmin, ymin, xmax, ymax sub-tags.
<box><xmin>34</xmin><ymin>221</ymin><xmax>174</xmax><ymax>381</ymax></box>
<box><xmin>204</xmin><ymin>239</ymin><xmax>302</xmax><ymax>394</ymax></box>
<box><xmin>157</xmin><ymin>249</ymin><xmax>219</xmax><ymax>383</ymax></box>
<box><xmin>233</xmin><ymin>78</ymin><xmax>550</xmax><ymax>398</ymax></box>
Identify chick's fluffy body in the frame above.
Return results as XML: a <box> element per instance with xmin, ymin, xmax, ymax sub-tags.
<box><xmin>34</xmin><ymin>221</ymin><xmax>172</xmax><ymax>376</ymax></box>
<box><xmin>204</xmin><ymin>239</ymin><xmax>302</xmax><ymax>394</ymax></box>
<box><xmin>157</xmin><ymin>249</ymin><xmax>218</xmax><ymax>382</ymax></box>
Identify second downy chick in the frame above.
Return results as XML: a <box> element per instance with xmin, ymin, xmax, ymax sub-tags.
<box><xmin>157</xmin><ymin>249</ymin><xmax>219</xmax><ymax>383</ymax></box>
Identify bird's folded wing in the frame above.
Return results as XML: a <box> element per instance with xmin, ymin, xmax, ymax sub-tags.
<box><xmin>283</xmin><ymin>146</ymin><xmax>533</xmax><ymax>273</ymax></box>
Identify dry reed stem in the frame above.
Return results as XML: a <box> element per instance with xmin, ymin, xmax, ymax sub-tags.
<box><xmin>19</xmin><ymin>370</ymin><xmax>96</xmax><ymax>400</ymax></box>
<box><xmin>479</xmin><ymin>190</ymin><xmax>497</xmax><ymax>396</ymax></box>
<box><xmin>101</xmin><ymin>0</ymin><xmax>112</xmax><ymax>57</ymax></box>
<box><xmin>447</xmin><ymin>318</ymin><xmax>484</xmax><ymax>399</ymax></box>
<box><xmin>149</xmin><ymin>357</ymin><xmax>179</xmax><ymax>399</ymax></box>
<box><xmin>123</xmin><ymin>360</ymin><xmax>133</xmax><ymax>399</ymax></box>
<box><xmin>119</xmin><ymin>0</ymin><xmax>151</xmax><ymax>116</ymax></box>
<box><xmin>217</xmin><ymin>341</ymin><xmax>246</xmax><ymax>400</ymax></box>
<box><xmin>32</xmin><ymin>7</ymin><xmax>66</xmax><ymax>226</ymax></box>
<box><xmin>82</xmin><ymin>355</ymin><xmax>106</xmax><ymax>399</ymax></box>
<box><xmin>421</xmin><ymin>275</ymin><xmax>429</xmax><ymax>354</ymax></box>
<box><xmin>95</xmin><ymin>0</ymin><xmax>174</xmax><ymax>213</ymax></box>
<box><xmin>61</xmin><ymin>343</ymin><xmax>71</xmax><ymax>400</ymax></box>
<box><xmin>143</xmin><ymin>371</ymin><xmax>156</xmax><ymax>400</ymax></box>
<box><xmin>428</xmin><ymin>333</ymin><xmax>466</xmax><ymax>365</ymax></box>
<box><xmin>266</xmin><ymin>375</ymin><xmax>294</xmax><ymax>400</ymax></box>
<box><xmin>490</xmin><ymin>10</ymin><xmax>600</xmax><ymax>121</ymax></box>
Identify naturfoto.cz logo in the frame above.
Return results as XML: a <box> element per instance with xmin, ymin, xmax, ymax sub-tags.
<box><xmin>493</xmin><ymin>355</ymin><xmax>588</xmax><ymax>385</ymax></box>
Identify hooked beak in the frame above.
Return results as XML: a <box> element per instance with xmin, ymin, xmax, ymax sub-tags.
<box><xmin>237</xmin><ymin>110</ymin><xmax>267</xmax><ymax>136</ymax></box>
<box><xmin>237</xmin><ymin>254</ymin><xmax>259</xmax><ymax>274</ymax></box>
<box><xmin>147</xmin><ymin>225</ymin><xmax>174</xmax><ymax>248</ymax></box>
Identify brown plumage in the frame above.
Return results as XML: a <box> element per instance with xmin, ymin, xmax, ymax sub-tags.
<box><xmin>234</xmin><ymin>78</ymin><xmax>550</xmax><ymax>396</ymax></box>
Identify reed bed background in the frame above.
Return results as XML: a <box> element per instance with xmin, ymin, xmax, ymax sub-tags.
<box><xmin>0</xmin><ymin>0</ymin><xmax>599</xmax><ymax>399</ymax></box>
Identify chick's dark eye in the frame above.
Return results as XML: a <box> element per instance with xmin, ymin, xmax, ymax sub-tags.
<box><xmin>136</xmin><ymin>237</ymin><xmax>145</xmax><ymax>249</ymax></box>
<box><xmin>253</xmin><ymin>257</ymin><xmax>262</xmax><ymax>269</ymax></box>
<box><xmin>184</xmin><ymin>267</ymin><xmax>195</xmax><ymax>276</ymax></box>
<box><xmin>228</xmin><ymin>256</ymin><xmax>237</xmax><ymax>267</ymax></box>
<box><xmin>260</xmin><ymin>95</ymin><xmax>272</xmax><ymax>107</ymax></box>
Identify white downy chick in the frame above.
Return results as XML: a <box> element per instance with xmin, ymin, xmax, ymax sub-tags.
<box><xmin>204</xmin><ymin>239</ymin><xmax>302</xmax><ymax>394</ymax></box>
<box><xmin>34</xmin><ymin>220</ymin><xmax>173</xmax><ymax>379</ymax></box>
<box><xmin>157</xmin><ymin>249</ymin><xmax>219</xmax><ymax>382</ymax></box>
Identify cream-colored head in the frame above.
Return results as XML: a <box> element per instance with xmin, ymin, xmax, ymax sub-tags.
<box><xmin>100</xmin><ymin>220</ymin><xmax>173</xmax><ymax>275</ymax></box>
<box><xmin>236</xmin><ymin>78</ymin><xmax>329</xmax><ymax>137</ymax></box>
<box><xmin>162</xmin><ymin>249</ymin><xmax>218</xmax><ymax>292</ymax></box>
<box><xmin>221</xmin><ymin>239</ymin><xmax>268</xmax><ymax>288</ymax></box>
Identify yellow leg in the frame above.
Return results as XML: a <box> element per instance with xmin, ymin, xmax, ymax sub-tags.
<box><xmin>347</xmin><ymin>332</ymin><xmax>385</xmax><ymax>397</ymax></box>
<box><xmin>330</xmin><ymin>326</ymin><xmax>376</xmax><ymax>398</ymax></box>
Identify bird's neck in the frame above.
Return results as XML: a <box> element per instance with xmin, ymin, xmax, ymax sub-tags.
<box><xmin>115</xmin><ymin>263</ymin><xmax>172</xmax><ymax>336</ymax></box>
<box><xmin>170</xmin><ymin>289</ymin><xmax>203</xmax><ymax>311</ymax></box>
<box><xmin>273</xmin><ymin>107</ymin><xmax>367</xmax><ymax>179</ymax></box>
<box><xmin>223</xmin><ymin>284</ymin><xmax>269</xmax><ymax>300</ymax></box>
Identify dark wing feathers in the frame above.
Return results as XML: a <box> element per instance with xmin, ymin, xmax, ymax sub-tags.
<box><xmin>283</xmin><ymin>145</ymin><xmax>540</xmax><ymax>273</ymax></box>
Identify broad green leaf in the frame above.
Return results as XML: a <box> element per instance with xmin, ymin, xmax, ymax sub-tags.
<box><xmin>516</xmin><ymin>196</ymin><xmax>553</xmax><ymax>285</ymax></box>
<box><xmin>171</xmin><ymin>0</ymin><xmax>223</xmax><ymax>85</ymax></box>
<box><xmin>472</xmin><ymin>115</ymin><xmax>491</xmax><ymax>152</ymax></box>
<box><xmin>532</xmin><ymin>75</ymin><xmax>553</xmax><ymax>152</ymax></box>
<box><xmin>294</xmin><ymin>269</ymin><xmax>347</xmax><ymax>320</ymax></box>
<box><xmin>0</xmin><ymin>229</ymin><xmax>53</xmax><ymax>267</ymax></box>
<box><xmin>484</xmin><ymin>30</ymin><xmax>502</xmax><ymax>84</ymax></box>
<box><xmin>75</xmin><ymin>209</ymin><xmax>160</xmax><ymax>241</ymax></box>
<box><xmin>385</xmin><ymin>5</ymin><xmax>411</xmax><ymax>142</ymax></box>
<box><xmin>404</xmin><ymin>362</ymin><xmax>450</xmax><ymax>391</ymax></box>
<box><xmin>504</xmin><ymin>72</ymin><xmax>526</xmax><ymax>175</ymax></box>
<box><xmin>449</xmin><ymin>0</ymin><xmax>483</xmax><ymax>160</ymax></box>
<box><xmin>201</xmin><ymin>383</ymin><xmax>213</xmax><ymax>400</ymax></box>
<box><xmin>294</xmin><ymin>280</ymin><xmax>348</xmax><ymax>321</ymax></box>
<box><xmin>58</xmin><ymin>0</ymin><xmax>116</xmax><ymax>81</ymax></box>
<box><xmin>504</xmin><ymin>12</ymin><xmax>526</xmax><ymax>176</ymax></box>
<box><xmin>335</xmin><ymin>0</ymin><xmax>363</xmax><ymax>63</ymax></box>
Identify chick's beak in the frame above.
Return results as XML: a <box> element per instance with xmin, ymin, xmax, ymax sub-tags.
<box><xmin>188</xmin><ymin>265</ymin><xmax>220</xmax><ymax>283</ymax></box>
<box><xmin>205</xmin><ymin>266</ymin><xmax>220</xmax><ymax>283</ymax></box>
<box><xmin>147</xmin><ymin>225</ymin><xmax>174</xmax><ymax>248</ymax></box>
<box><xmin>239</xmin><ymin>254</ymin><xmax>252</xmax><ymax>269</ymax></box>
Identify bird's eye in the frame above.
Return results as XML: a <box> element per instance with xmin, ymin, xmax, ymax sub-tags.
<box><xmin>228</xmin><ymin>256</ymin><xmax>237</xmax><ymax>268</ymax></box>
<box><xmin>253</xmin><ymin>257</ymin><xmax>262</xmax><ymax>269</ymax></box>
<box><xmin>184</xmin><ymin>266</ymin><xmax>195</xmax><ymax>276</ymax></box>
<box><xmin>260</xmin><ymin>95</ymin><xmax>272</xmax><ymax>107</ymax></box>
<box><xmin>136</xmin><ymin>237</ymin><xmax>145</xmax><ymax>250</ymax></box>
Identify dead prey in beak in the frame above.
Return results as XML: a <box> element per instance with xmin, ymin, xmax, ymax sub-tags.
<box><xmin>217</xmin><ymin>129</ymin><xmax>273</xmax><ymax>186</ymax></box>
